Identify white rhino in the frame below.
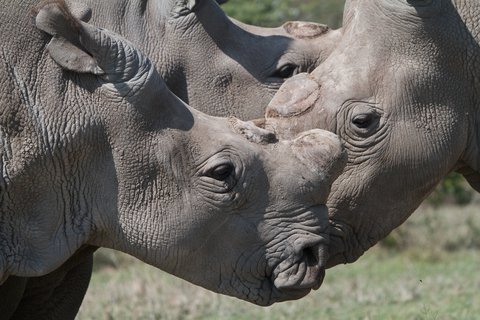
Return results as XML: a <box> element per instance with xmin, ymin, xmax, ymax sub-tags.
<box><xmin>0</xmin><ymin>0</ymin><xmax>337</xmax><ymax>315</ymax></box>
<box><xmin>0</xmin><ymin>0</ymin><xmax>347</xmax><ymax>317</ymax></box>
<box><xmin>263</xmin><ymin>0</ymin><xmax>480</xmax><ymax>268</ymax></box>
<box><xmin>67</xmin><ymin>0</ymin><xmax>334</xmax><ymax>119</ymax></box>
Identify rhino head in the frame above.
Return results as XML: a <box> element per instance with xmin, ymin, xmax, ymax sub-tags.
<box><xmin>67</xmin><ymin>0</ymin><xmax>340</xmax><ymax>120</ymax></box>
<box><xmin>0</xmin><ymin>0</ymin><xmax>347</xmax><ymax>306</ymax></box>
<box><xmin>162</xmin><ymin>0</ymin><xmax>340</xmax><ymax>119</ymax></box>
<box><xmin>262</xmin><ymin>0</ymin><xmax>480</xmax><ymax>267</ymax></box>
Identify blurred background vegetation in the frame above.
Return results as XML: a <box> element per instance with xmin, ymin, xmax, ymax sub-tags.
<box><xmin>223</xmin><ymin>0</ymin><xmax>344</xmax><ymax>28</ymax></box>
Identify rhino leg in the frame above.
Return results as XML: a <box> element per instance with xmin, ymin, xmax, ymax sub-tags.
<box><xmin>8</xmin><ymin>247</ymin><xmax>96</xmax><ymax>320</ymax></box>
<box><xmin>0</xmin><ymin>276</ymin><xmax>28</xmax><ymax>319</ymax></box>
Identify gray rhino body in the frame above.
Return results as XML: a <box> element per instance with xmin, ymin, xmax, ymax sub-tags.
<box><xmin>264</xmin><ymin>0</ymin><xmax>480</xmax><ymax>267</ymax></box>
<box><xmin>0</xmin><ymin>0</ymin><xmax>347</xmax><ymax>317</ymax></box>
<box><xmin>0</xmin><ymin>0</ymin><xmax>336</xmax><ymax>316</ymax></box>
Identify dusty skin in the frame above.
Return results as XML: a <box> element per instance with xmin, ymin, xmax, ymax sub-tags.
<box><xmin>0</xmin><ymin>0</ymin><xmax>347</xmax><ymax>318</ymax></box>
<box><xmin>0</xmin><ymin>0</ymin><xmax>342</xmax><ymax>316</ymax></box>
<box><xmin>263</xmin><ymin>0</ymin><xmax>480</xmax><ymax>268</ymax></box>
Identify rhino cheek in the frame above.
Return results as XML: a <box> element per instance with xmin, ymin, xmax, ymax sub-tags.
<box><xmin>159</xmin><ymin>216</ymin><xmax>276</xmax><ymax>304</ymax></box>
<box><xmin>324</xmin><ymin>107</ymin><xmax>467</xmax><ymax>267</ymax></box>
<box><xmin>166</xmin><ymin>205</ymin><xmax>331</xmax><ymax>305</ymax></box>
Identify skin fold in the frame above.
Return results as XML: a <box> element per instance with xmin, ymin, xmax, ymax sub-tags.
<box><xmin>263</xmin><ymin>0</ymin><xmax>480</xmax><ymax>268</ymax></box>
<box><xmin>0</xmin><ymin>0</ymin><xmax>347</xmax><ymax>317</ymax></box>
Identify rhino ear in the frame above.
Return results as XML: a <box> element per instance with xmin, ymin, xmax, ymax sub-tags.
<box><xmin>44</xmin><ymin>38</ymin><xmax>105</xmax><ymax>75</ymax></box>
<box><xmin>34</xmin><ymin>0</ymin><xmax>104</xmax><ymax>75</ymax></box>
<box><xmin>282</xmin><ymin>22</ymin><xmax>341</xmax><ymax>64</ymax></box>
<box><xmin>68</xmin><ymin>2</ymin><xmax>92</xmax><ymax>22</ymax></box>
<box><xmin>170</xmin><ymin>0</ymin><xmax>198</xmax><ymax>17</ymax></box>
<box><xmin>34</xmin><ymin>0</ymin><xmax>163</xmax><ymax>107</ymax></box>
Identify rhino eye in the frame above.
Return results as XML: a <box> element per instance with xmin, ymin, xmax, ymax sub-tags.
<box><xmin>350</xmin><ymin>110</ymin><xmax>381</xmax><ymax>137</ymax></box>
<box><xmin>271</xmin><ymin>64</ymin><xmax>298</xmax><ymax>79</ymax></box>
<box><xmin>207</xmin><ymin>163</ymin><xmax>235</xmax><ymax>181</ymax></box>
<box><xmin>352</xmin><ymin>113</ymin><xmax>374</xmax><ymax>129</ymax></box>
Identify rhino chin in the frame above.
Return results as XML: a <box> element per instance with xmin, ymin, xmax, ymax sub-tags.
<box><xmin>272</xmin><ymin>254</ymin><xmax>326</xmax><ymax>292</ymax></box>
<box><xmin>267</xmin><ymin>264</ymin><xmax>325</xmax><ymax>304</ymax></box>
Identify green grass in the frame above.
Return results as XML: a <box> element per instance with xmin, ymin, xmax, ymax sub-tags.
<box><xmin>77</xmin><ymin>203</ymin><xmax>480</xmax><ymax>319</ymax></box>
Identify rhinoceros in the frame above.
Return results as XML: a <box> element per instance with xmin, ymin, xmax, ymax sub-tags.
<box><xmin>0</xmin><ymin>0</ymin><xmax>347</xmax><ymax>317</ymax></box>
<box><xmin>263</xmin><ymin>0</ymin><xmax>480</xmax><ymax>268</ymax></box>
<box><xmin>66</xmin><ymin>0</ymin><xmax>333</xmax><ymax>119</ymax></box>
<box><xmin>0</xmin><ymin>0</ymin><xmax>338</xmax><ymax>315</ymax></box>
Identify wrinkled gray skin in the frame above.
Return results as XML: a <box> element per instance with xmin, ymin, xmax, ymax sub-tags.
<box><xmin>67</xmin><ymin>0</ymin><xmax>336</xmax><ymax>119</ymax></box>
<box><xmin>0</xmin><ymin>0</ymin><xmax>341</xmax><ymax>317</ymax></box>
<box><xmin>264</xmin><ymin>0</ymin><xmax>480</xmax><ymax>268</ymax></box>
<box><xmin>0</xmin><ymin>0</ymin><xmax>347</xmax><ymax>317</ymax></box>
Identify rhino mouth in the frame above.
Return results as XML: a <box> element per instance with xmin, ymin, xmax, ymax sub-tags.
<box><xmin>269</xmin><ymin>207</ymin><xmax>329</xmax><ymax>297</ymax></box>
<box><xmin>272</xmin><ymin>242</ymin><xmax>326</xmax><ymax>292</ymax></box>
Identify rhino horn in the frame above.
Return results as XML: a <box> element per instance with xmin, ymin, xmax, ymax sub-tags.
<box><xmin>282</xmin><ymin>21</ymin><xmax>330</xmax><ymax>39</ymax></box>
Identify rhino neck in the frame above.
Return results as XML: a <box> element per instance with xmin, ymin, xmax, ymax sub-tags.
<box><xmin>448</xmin><ymin>0</ymin><xmax>480</xmax><ymax>183</ymax></box>
<box><xmin>0</xmin><ymin>56</ymin><xmax>114</xmax><ymax>279</ymax></box>
<box><xmin>453</xmin><ymin>0</ymin><xmax>480</xmax><ymax>88</ymax></box>
<box><xmin>0</xmin><ymin>115</ymin><xmax>113</xmax><ymax>280</ymax></box>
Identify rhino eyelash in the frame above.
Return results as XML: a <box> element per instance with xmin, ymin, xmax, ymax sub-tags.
<box><xmin>205</xmin><ymin>163</ymin><xmax>235</xmax><ymax>182</ymax></box>
<box><xmin>270</xmin><ymin>64</ymin><xmax>299</xmax><ymax>79</ymax></box>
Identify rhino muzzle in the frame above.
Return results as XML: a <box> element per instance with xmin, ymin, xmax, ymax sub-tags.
<box><xmin>265</xmin><ymin>205</ymin><xmax>329</xmax><ymax>302</ymax></box>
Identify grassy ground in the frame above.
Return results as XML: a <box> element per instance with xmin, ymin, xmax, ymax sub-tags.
<box><xmin>77</xmin><ymin>203</ymin><xmax>480</xmax><ymax>319</ymax></box>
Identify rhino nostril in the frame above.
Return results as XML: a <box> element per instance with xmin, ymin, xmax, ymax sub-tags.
<box><xmin>303</xmin><ymin>246</ymin><xmax>319</xmax><ymax>266</ymax></box>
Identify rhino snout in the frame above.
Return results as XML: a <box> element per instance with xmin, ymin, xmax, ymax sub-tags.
<box><xmin>290</xmin><ymin>129</ymin><xmax>347</xmax><ymax>203</ymax></box>
<box><xmin>272</xmin><ymin>228</ymin><xmax>329</xmax><ymax>293</ymax></box>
